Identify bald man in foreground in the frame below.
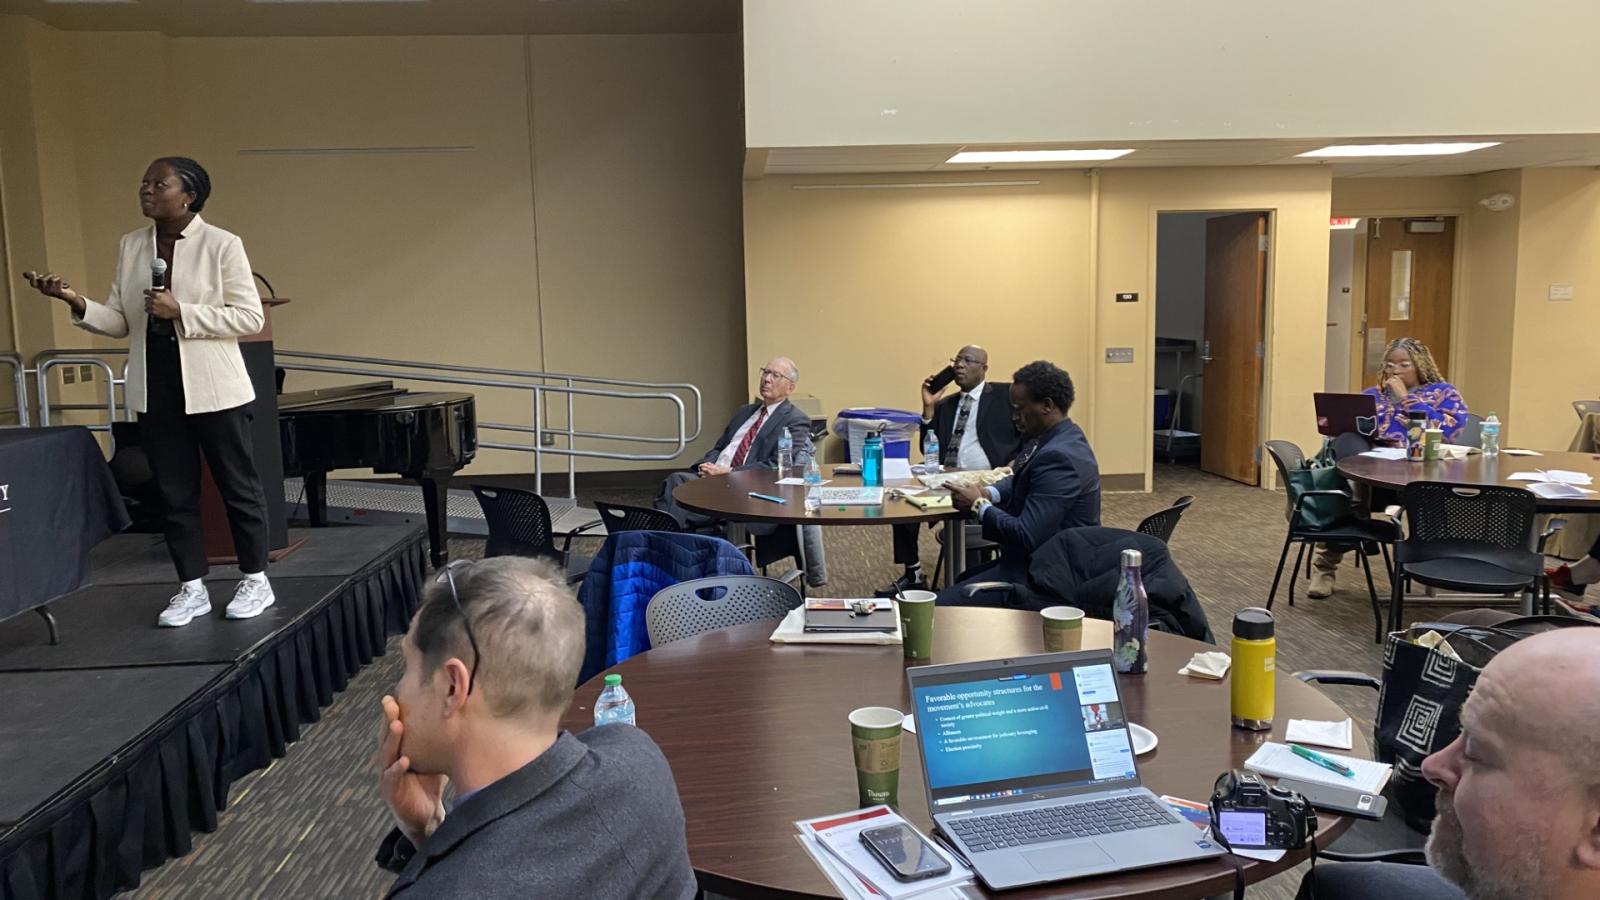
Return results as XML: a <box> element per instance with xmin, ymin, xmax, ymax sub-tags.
<box><xmin>1298</xmin><ymin>627</ymin><xmax>1600</xmax><ymax>900</ymax></box>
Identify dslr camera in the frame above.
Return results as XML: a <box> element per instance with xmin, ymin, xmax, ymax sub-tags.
<box><xmin>1208</xmin><ymin>770</ymin><xmax>1317</xmax><ymax>850</ymax></box>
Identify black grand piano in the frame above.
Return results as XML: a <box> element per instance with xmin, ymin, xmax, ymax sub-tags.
<box><xmin>278</xmin><ymin>381</ymin><xmax>476</xmax><ymax>566</ymax></box>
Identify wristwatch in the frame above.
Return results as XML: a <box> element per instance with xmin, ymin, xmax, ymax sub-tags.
<box><xmin>972</xmin><ymin>497</ymin><xmax>992</xmax><ymax>518</ymax></box>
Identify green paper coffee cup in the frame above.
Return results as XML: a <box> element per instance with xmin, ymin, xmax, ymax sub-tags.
<box><xmin>849</xmin><ymin>706</ymin><xmax>903</xmax><ymax>808</ymax></box>
<box><xmin>896</xmin><ymin>590</ymin><xmax>937</xmax><ymax>660</ymax></box>
<box><xmin>1042</xmin><ymin>605</ymin><xmax>1085</xmax><ymax>652</ymax></box>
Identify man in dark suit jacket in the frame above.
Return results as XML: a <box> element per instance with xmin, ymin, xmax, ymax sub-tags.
<box><xmin>373</xmin><ymin>557</ymin><xmax>696</xmax><ymax>899</ymax></box>
<box><xmin>655</xmin><ymin>356</ymin><xmax>812</xmax><ymax>528</ymax></box>
<box><xmin>879</xmin><ymin>344</ymin><xmax>1022</xmax><ymax>596</ymax></box>
<box><xmin>942</xmin><ymin>360</ymin><xmax>1100</xmax><ymax>600</ymax></box>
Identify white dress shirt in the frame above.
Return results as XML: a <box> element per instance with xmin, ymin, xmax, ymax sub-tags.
<box><xmin>715</xmin><ymin>401</ymin><xmax>784</xmax><ymax>468</ymax></box>
<box><xmin>952</xmin><ymin>381</ymin><xmax>992</xmax><ymax>471</ymax></box>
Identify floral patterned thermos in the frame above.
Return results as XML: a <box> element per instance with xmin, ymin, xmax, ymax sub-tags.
<box><xmin>1112</xmin><ymin>549</ymin><xmax>1149</xmax><ymax>674</ymax></box>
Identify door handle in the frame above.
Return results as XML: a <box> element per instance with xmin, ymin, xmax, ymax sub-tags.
<box><xmin>1200</xmin><ymin>340</ymin><xmax>1214</xmax><ymax>363</ymax></box>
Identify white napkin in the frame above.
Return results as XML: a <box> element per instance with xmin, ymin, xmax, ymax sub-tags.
<box><xmin>1286</xmin><ymin>718</ymin><xmax>1355</xmax><ymax>750</ymax></box>
<box><xmin>1178</xmin><ymin>651</ymin><xmax>1231</xmax><ymax>679</ymax></box>
<box><xmin>767</xmin><ymin>607</ymin><xmax>902</xmax><ymax>645</ymax></box>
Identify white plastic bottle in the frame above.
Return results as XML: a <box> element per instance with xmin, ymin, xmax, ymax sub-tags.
<box><xmin>923</xmin><ymin>432</ymin><xmax>942</xmax><ymax>472</ymax></box>
<box><xmin>776</xmin><ymin>428</ymin><xmax>794</xmax><ymax>478</ymax></box>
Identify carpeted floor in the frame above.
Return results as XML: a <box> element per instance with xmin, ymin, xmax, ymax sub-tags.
<box><xmin>122</xmin><ymin>464</ymin><xmax>1516</xmax><ymax>900</ymax></box>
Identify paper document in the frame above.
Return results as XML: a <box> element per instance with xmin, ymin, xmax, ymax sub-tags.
<box><xmin>1528</xmin><ymin>482</ymin><xmax>1597</xmax><ymax>500</ymax></box>
<box><xmin>884</xmin><ymin>458</ymin><xmax>915</xmax><ymax>482</ymax></box>
<box><xmin>1502</xmin><ymin>448</ymin><xmax>1543</xmax><ymax>456</ymax></box>
<box><xmin>1508</xmin><ymin>470</ymin><xmax>1593</xmax><ymax>485</ymax></box>
<box><xmin>1285</xmin><ymin>718</ymin><xmax>1355</xmax><ymax>750</ymax></box>
<box><xmin>1360</xmin><ymin>448</ymin><xmax>1409</xmax><ymax>460</ymax></box>
<box><xmin>1244</xmin><ymin>742</ymin><xmax>1392</xmax><ymax>793</ymax></box>
<box><xmin>795</xmin><ymin>806</ymin><xmax>973</xmax><ymax>900</ymax></box>
<box><xmin>776</xmin><ymin>477</ymin><xmax>830</xmax><ymax>486</ymax></box>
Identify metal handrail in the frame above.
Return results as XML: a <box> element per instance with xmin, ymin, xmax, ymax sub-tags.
<box><xmin>0</xmin><ymin>351</ymin><xmax>26</xmax><ymax>427</ymax></box>
<box><xmin>274</xmin><ymin>350</ymin><xmax>703</xmax><ymax>442</ymax></box>
<box><xmin>35</xmin><ymin>357</ymin><xmax>122</xmax><ymax>449</ymax></box>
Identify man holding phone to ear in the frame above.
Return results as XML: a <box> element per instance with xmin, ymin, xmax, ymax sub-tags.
<box><xmin>878</xmin><ymin>345</ymin><xmax>1021</xmax><ymax>597</ymax></box>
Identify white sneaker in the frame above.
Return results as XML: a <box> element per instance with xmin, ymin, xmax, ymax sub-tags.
<box><xmin>158</xmin><ymin>583</ymin><xmax>212</xmax><ymax>627</ymax></box>
<box><xmin>225</xmin><ymin>578</ymin><xmax>276</xmax><ymax>620</ymax></box>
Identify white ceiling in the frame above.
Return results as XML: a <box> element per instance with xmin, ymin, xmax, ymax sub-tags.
<box><xmin>757</xmin><ymin>134</ymin><xmax>1600</xmax><ymax>179</ymax></box>
<box><xmin>0</xmin><ymin>0</ymin><xmax>739</xmax><ymax>36</ymax></box>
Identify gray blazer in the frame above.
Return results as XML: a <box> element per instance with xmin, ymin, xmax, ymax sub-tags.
<box><xmin>378</xmin><ymin>727</ymin><xmax>697</xmax><ymax>900</ymax></box>
<box><xmin>695</xmin><ymin>399</ymin><xmax>812</xmax><ymax>470</ymax></box>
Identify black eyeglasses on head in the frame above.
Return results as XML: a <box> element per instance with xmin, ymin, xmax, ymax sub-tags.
<box><xmin>435</xmin><ymin>559</ymin><xmax>481</xmax><ymax>695</ymax></box>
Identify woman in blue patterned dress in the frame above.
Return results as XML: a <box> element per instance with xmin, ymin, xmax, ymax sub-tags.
<box><xmin>1309</xmin><ymin>337</ymin><xmax>1468</xmax><ymax>599</ymax></box>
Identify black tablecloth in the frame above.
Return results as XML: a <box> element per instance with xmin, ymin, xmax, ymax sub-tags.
<box><xmin>0</xmin><ymin>427</ymin><xmax>130</xmax><ymax>621</ymax></box>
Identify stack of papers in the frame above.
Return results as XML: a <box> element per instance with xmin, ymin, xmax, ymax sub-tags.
<box><xmin>794</xmin><ymin>806</ymin><xmax>973</xmax><ymax>899</ymax></box>
<box><xmin>1244</xmin><ymin>742</ymin><xmax>1392</xmax><ymax>793</ymax></box>
<box><xmin>1507</xmin><ymin>470</ymin><xmax>1597</xmax><ymax>500</ymax></box>
<box><xmin>816</xmin><ymin>487</ymin><xmax>887</xmax><ymax>506</ymax></box>
<box><xmin>1285</xmin><ymin>718</ymin><xmax>1355</xmax><ymax>750</ymax></box>
<box><xmin>769</xmin><ymin>607</ymin><xmax>901</xmax><ymax>645</ymax></box>
<box><xmin>1359</xmin><ymin>447</ymin><xmax>1410</xmax><ymax>460</ymax></box>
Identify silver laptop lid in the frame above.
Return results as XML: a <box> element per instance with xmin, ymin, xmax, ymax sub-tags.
<box><xmin>907</xmin><ymin>650</ymin><xmax>1142</xmax><ymax>814</ymax></box>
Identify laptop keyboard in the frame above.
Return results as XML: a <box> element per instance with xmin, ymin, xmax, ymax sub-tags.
<box><xmin>948</xmin><ymin>796</ymin><xmax>1176</xmax><ymax>852</ymax></box>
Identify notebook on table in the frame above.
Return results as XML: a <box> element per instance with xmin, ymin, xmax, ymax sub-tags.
<box><xmin>1243</xmin><ymin>742</ymin><xmax>1393</xmax><ymax>794</ymax></box>
<box><xmin>802</xmin><ymin>598</ymin><xmax>898</xmax><ymax>633</ymax></box>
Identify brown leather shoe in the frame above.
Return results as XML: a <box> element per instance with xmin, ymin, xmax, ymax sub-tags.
<box><xmin>1306</xmin><ymin>568</ymin><xmax>1336</xmax><ymax>599</ymax></box>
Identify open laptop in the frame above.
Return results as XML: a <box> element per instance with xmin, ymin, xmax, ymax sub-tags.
<box><xmin>1313</xmin><ymin>392</ymin><xmax>1379</xmax><ymax>437</ymax></box>
<box><xmin>907</xmin><ymin>650</ymin><xmax>1224</xmax><ymax>890</ymax></box>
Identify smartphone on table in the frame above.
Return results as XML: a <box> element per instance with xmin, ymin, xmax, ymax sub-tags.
<box><xmin>859</xmin><ymin>822</ymin><xmax>953</xmax><ymax>882</ymax></box>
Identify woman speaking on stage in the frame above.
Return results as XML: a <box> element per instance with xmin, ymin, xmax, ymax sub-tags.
<box><xmin>25</xmin><ymin>157</ymin><xmax>276</xmax><ymax>628</ymax></box>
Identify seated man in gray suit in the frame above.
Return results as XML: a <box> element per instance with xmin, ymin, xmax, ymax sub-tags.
<box><xmin>372</xmin><ymin>557</ymin><xmax>696</xmax><ymax>899</ymax></box>
<box><xmin>943</xmin><ymin>361</ymin><xmax>1100</xmax><ymax>602</ymax></box>
<box><xmin>655</xmin><ymin>356</ymin><xmax>827</xmax><ymax>586</ymax></box>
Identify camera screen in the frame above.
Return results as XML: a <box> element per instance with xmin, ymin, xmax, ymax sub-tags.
<box><xmin>1217</xmin><ymin>810</ymin><xmax>1268</xmax><ymax>847</ymax></box>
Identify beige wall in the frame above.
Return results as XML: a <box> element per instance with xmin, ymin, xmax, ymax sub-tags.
<box><xmin>1508</xmin><ymin>168</ymin><xmax>1600</xmax><ymax>449</ymax></box>
<box><xmin>743</xmin><ymin>172</ymin><xmax>1093</xmax><ymax>456</ymax></box>
<box><xmin>743</xmin><ymin>166</ymin><xmax>1334</xmax><ymax>487</ymax></box>
<box><xmin>0</xmin><ymin>17</ymin><xmax>744</xmax><ymax>473</ymax></box>
<box><xmin>744</xmin><ymin>0</ymin><xmax>1600</xmax><ymax>148</ymax></box>
<box><xmin>1455</xmin><ymin>170</ymin><xmax>1522</xmax><ymax>424</ymax></box>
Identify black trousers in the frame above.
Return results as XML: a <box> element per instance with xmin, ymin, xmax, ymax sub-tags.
<box><xmin>892</xmin><ymin>523</ymin><xmax>921</xmax><ymax>567</ymax></box>
<box><xmin>141</xmin><ymin>332</ymin><xmax>270</xmax><ymax>581</ymax></box>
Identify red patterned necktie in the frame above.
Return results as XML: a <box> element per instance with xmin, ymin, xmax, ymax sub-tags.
<box><xmin>729</xmin><ymin>406</ymin><xmax>768</xmax><ymax>467</ymax></box>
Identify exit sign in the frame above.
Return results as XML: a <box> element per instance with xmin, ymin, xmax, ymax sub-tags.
<box><xmin>1329</xmin><ymin>217</ymin><xmax>1360</xmax><ymax>230</ymax></box>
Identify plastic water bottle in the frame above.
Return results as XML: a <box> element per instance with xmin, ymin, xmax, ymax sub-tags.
<box><xmin>803</xmin><ymin>447</ymin><xmax>823</xmax><ymax>485</ymax></box>
<box><xmin>805</xmin><ymin>485</ymin><xmax>821</xmax><ymax>514</ymax></box>
<box><xmin>593</xmin><ymin>674</ymin><xmax>636</xmax><ymax>726</ymax></box>
<box><xmin>1480</xmin><ymin>412</ymin><xmax>1501</xmax><ymax>458</ymax></box>
<box><xmin>776</xmin><ymin>428</ymin><xmax>794</xmax><ymax>478</ymax></box>
<box><xmin>923</xmin><ymin>432</ymin><xmax>942</xmax><ymax>473</ymax></box>
<box><xmin>862</xmin><ymin>430</ymin><xmax>884</xmax><ymax>487</ymax></box>
<box><xmin>1111</xmin><ymin>549</ymin><xmax>1149</xmax><ymax>675</ymax></box>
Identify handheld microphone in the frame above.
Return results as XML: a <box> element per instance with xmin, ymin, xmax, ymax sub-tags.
<box><xmin>151</xmin><ymin>258</ymin><xmax>168</xmax><ymax>292</ymax></box>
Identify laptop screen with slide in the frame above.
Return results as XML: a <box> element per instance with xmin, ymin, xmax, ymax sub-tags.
<box><xmin>909</xmin><ymin>653</ymin><xmax>1140</xmax><ymax>810</ymax></box>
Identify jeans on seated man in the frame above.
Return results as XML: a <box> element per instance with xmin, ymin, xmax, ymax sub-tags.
<box><xmin>653</xmin><ymin>356</ymin><xmax>825</xmax><ymax>585</ymax></box>
<box><xmin>941</xmin><ymin>361</ymin><xmax>1100</xmax><ymax>604</ymax></box>
<box><xmin>879</xmin><ymin>344</ymin><xmax>1021</xmax><ymax>597</ymax></box>
<box><xmin>373</xmin><ymin>556</ymin><xmax>697</xmax><ymax>899</ymax></box>
<box><xmin>1297</xmin><ymin>628</ymin><xmax>1600</xmax><ymax>900</ymax></box>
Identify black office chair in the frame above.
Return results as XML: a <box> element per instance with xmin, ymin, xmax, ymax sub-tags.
<box><xmin>470</xmin><ymin>484</ymin><xmax>596</xmax><ymax>584</ymax></box>
<box><xmin>1388</xmin><ymin>482</ymin><xmax>1541</xmax><ymax>634</ymax></box>
<box><xmin>594</xmin><ymin>501</ymin><xmax>684</xmax><ymax>535</ymax></box>
<box><xmin>1265</xmin><ymin>440</ymin><xmax>1399</xmax><ymax>643</ymax></box>
<box><xmin>1136</xmin><ymin>496</ymin><xmax>1194</xmax><ymax>544</ymax></box>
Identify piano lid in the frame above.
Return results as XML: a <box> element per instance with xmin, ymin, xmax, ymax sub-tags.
<box><xmin>279</xmin><ymin>389</ymin><xmax>475</xmax><ymax>414</ymax></box>
<box><xmin>277</xmin><ymin>380</ymin><xmax>402</xmax><ymax>411</ymax></box>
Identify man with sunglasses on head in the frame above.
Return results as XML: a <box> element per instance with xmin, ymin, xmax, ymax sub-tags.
<box><xmin>372</xmin><ymin>557</ymin><xmax>696</xmax><ymax>899</ymax></box>
<box><xmin>655</xmin><ymin>356</ymin><xmax>812</xmax><ymax>528</ymax></box>
<box><xmin>879</xmin><ymin>345</ymin><xmax>1022</xmax><ymax>596</ymax></box>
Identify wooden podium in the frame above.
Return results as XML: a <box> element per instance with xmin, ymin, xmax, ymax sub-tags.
<box><xmin>200</xmin><ymin>295</ymin><xmax>302</xmax><ymax>564</ymax></box>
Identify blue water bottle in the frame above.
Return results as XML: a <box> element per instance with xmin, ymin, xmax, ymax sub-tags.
<box><xmin>862</xmin><ymin>430</ymin><xmax>884</xmax><ymax>488</ymax></box>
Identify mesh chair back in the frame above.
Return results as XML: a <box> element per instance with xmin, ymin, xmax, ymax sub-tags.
<box><xmin>1136</xmin><ymin>495</ymin><xmax>1195</xmax><ymax>543</ymax></box>
<box><xmin>1401</xmin><ymin>482</ymin><xmax>1536</xmax><ymax>550</ymax></box>
<box><xmin>471</xmin><ymin>484</ymin><xmax>556</xmax><ymax>560</ymax></box>
<box><xmin>1575</xmin><ymin>400</ymin><xmax>1600</xmax><ymax>420</ymax></box>
<box><xmin>646</xmin><ymin>575</ymin><xmax>803</xmax><ymax>646</ymax></box>
<box><xmin>1264</xmin><ymin>440</ymin><xmax>1306</xmax><ymax>519</ymax></box>
<box><xmin>594</xmin><ymin>501</ymin><xmax>684</xmax><ymax>535</ymax></box>
<box><xmin>1455</xmin><ymin>413</ymin><xmax>1484</xmax><ymax>449</ymax></box>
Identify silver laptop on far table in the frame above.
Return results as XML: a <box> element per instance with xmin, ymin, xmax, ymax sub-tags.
<box><xmin>907</xmin><ymin>650</ymin><xmax>1224</xmax><ymax>891</ymax></box>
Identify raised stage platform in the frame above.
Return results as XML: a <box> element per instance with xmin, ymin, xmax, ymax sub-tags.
<box><xmin>0</xmin><ymin>525</ymin><xmax>427</xmax><ymax>900</ymax></box>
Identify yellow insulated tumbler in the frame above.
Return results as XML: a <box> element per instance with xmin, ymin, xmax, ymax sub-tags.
<box><xmin>1230</xmin><ymin>607</ymin><xmax>1275</xmax><ymax>731</ymax></box>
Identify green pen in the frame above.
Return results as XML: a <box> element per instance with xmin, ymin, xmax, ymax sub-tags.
<box><xmin>1291</xmin><ymin>743</ymin><xmax>1355</xmax><ymax>778</ymax></box>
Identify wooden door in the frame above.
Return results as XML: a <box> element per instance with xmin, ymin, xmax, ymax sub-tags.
<box><xmin>1359</xmin><ymin>217</ymin><xmax>1456</xmax><ymax>388</ymax></box>
<box><xmin>1201</xmin><ymin>213</ymin><xmax>1268</xmax><ymax>485</ymax></box>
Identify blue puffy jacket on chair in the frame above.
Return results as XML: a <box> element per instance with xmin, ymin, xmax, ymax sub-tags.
<box><xmin>576</xmin><ymin>530</ymin><xmax>753</xmax><ymax>682</ymax></box>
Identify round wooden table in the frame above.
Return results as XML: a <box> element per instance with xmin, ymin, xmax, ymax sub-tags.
<box><xmin>1337</xmin><ymin>449</ymin><xmax>1600</xmax><ymax>513</ymax></box>
<box><xmin>561</xmin><ymin>610</ymin><xmax>1365</xmax><ymax>900</ymax></box>
<box><xmin>673</xmin><ymin>462</ymin><xmax>971</xmax><ymax>583</ymax></box>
